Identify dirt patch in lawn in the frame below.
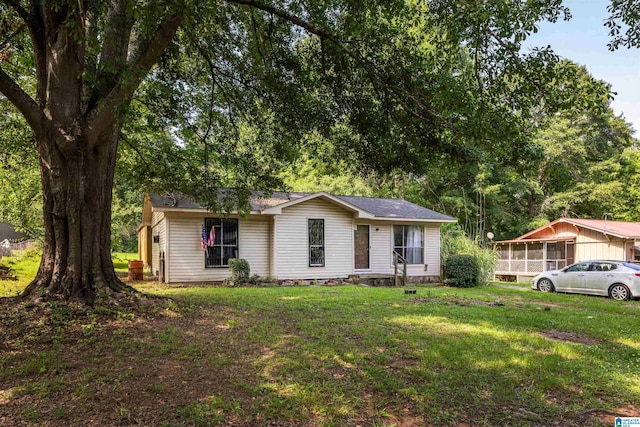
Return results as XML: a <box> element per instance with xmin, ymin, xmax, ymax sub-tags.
<box><xmin>578</xmin><ymin>404</ymin><xmax>640</xmax><ymax>424</ymax></box>
<box><xmin>540</xmin><ymin>329</ymin><xmax>602</xmax><ymax>345</ymax></box>
<box><xmin>0</xmin><ymin>297</ymin><xmax>264</xmax><ymax>426</ymax></box>
<box><xmin>412</xmin><ymin>295</ymin><xmax>506</xmax><ymax>307</ymax></box>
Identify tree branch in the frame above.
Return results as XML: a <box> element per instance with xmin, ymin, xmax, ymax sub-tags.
<box><xmin>228</xmin><ymin>0</ymin><xmax>447</xmax><ymax>126</ymax></box>
<box><xmin>4</xmin><ymin>0</ymin><xmax>47</xmax><ymax>104</ymax></box>
<box><xmin>228</xmin><ymin>0</ymin><xmax>361</xmax><ymax>65</ymax></box>
<box><xmin>0</xmin><ymin>65</ymin><xmax>43</xmax><ymax>131</ymax></box>
<box><xmin>84</xmin><ymin>13</ymin><xmax>183</xmax><ymax>145</ymax></box>
<box><xmin>485</xmin><ymin>27</ymin><xmax>547</xmax><ymax>97</ymax></box>
<box><xmin>3</xmin><ymin>0</ymin><xmax>30</xmax><ymax>22</ymax></box>
<box><xmin>87</xmin><ymin>0</ymin><xmax>134</xmax><ymax>111</ymax></box>
<box><xmin>119</xmin><ymin>132</ymin><xmax>155</xmax><ymax>178</ymax></box>
<box><xmin>0</xmin><ymin>23</ymin><xmax>26</xmax><ymax>49</ymax></box>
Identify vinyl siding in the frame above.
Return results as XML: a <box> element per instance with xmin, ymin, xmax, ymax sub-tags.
<box><xmin>269</xmin><ymin>216</ymin><xmax>276</xmax><ymax>277</ymax></box>
<box><xmin>151</xmin><ymin>212</ymin><xmax>165</xmax><ymax>275</ymax></box>
<box><xmin>365</xmin><ymin>221</ymin><xmax>441</xmax><ymax>276</ymax></box>
<box><xmin>274</xmin><ymin>198</ymin><xmax>354</xmax><ymax>279</ymax></box>
<box><xmin>164</xmin><ymin>213</ymin><xmax>270</xmax><ymax>283</ymax></box>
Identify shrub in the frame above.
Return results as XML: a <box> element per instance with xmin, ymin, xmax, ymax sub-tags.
<box><xmin>445</xmin><ymin>254</ymin><xmax>479</xmax><ymax>288</ymax></box>
<box><xmin>228</xmin><ymin>258</ymin><xmax>250</xmax><ymax>284</ymax></box>
<box><xmin>441</xmin><ymin>227</ymin><xmax>498</xmax><ymax>285</ymax></box>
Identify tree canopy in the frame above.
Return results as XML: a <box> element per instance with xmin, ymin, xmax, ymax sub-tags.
<box><xmin>0</xmin><ymin>0</ymin><xmax>637</xmax><ymax>301</ymax></box>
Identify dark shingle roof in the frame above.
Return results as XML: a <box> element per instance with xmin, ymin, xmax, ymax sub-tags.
<box><xmin>0</xmin><ymin>222</ymin><xmax>28</xmax><ymax>242</ymax></box>
<box><xmin>335</xmin><ymin>195</ymin><xmax>454</xmax><ymax>221</ymax></box>
<box><xmin>149</xmin><ymin>191</ymin><xmax>455</xmax><ymax>222</ymax></box>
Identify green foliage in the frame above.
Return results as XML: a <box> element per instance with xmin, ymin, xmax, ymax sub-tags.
<box><xmin>441</xmin><ymin>227</ymin><xmax>497</xmax><ymax>286</ymax></box>
<box><xmin>605</xmin><ymin>0</ymin><xmax>640</xmax><ymax>49</ymax></box>
<box><xmin>444</xmin><ymin>254</ymin><xmax>479</xmax><ymax>288</ymax></box>
<box><xmin>0</xmin><ymin>102</ymin><xmax>42</xmax><ymax>238</ymax></box>
<box><xmin>228</xmin><ymin>258</ymin><xmax>250</xmax><ymax>284</ymax></box>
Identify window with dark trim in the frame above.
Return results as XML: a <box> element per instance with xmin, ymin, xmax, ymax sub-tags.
<box><xmin>393</xmin><ymin>225</ymin><xmax>424</xmax><ymax>264</ymax></box>
<box><xmin>204</xmin><ymin>218</ymin><xmax>238</xmax><ymax>267</ymax></box>
<box><xmin>308</xmin><ymin>219</ymin><xmax>325</xmax><ymax>267</ymax></box>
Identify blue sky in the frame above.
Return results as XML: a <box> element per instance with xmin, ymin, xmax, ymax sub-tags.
<box><xmin>524</xmin><ymin>0</ymin><xmax>640</xmax><ymax>135</ymax></box>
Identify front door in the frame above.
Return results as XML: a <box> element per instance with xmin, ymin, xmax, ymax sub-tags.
<box><xmin>354</xmin><ymin>224</ymin><xmax>370</xmax><ymax>270</ymax></box>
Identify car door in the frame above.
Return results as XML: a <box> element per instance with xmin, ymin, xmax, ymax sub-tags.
<box><xmin>556</xmin><ymin>262</ymin><xmax>591</xmax><ymax>292</ymax></box>
<box><xmin>582</xmin><ymin>262</ymin><xmax>613</xmax><ymax>295</ymax></box>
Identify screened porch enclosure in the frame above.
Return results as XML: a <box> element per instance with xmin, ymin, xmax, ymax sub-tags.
<box><xmin>496</xmin><ymin>240</ymin><xmax>575</xmax><ymax>276</ymax></box>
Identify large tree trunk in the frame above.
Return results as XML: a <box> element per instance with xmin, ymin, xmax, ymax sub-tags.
<box><xmin>0</xmin><ymin>5</ymin><xmax>182</xmax><ymax>303</ymax></box>
<box><xmin>22</xmin><ymin>126</ymin><xmax>130</xmax><ymax>302</ymax></box>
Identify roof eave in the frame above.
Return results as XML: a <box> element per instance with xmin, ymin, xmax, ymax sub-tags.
<box><xmin>370</xmin><ymin>217</ymin><xmax>457</xmax><ymax>223</ymax></box>
<box><xmin>562</xmin><ymin>219</ymin><xmax>639</xmax><ymax>239</ymax></box>
<box><xmin>153</xmin><ymin>206</ymin><xmax>262</xmax><ymax>216</ymax></box>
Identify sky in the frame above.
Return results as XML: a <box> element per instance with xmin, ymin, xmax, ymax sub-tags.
<box><xmin>523</xmin><ymin>0</ymin><xmax>640</xmax><ymax>135</ymax></box>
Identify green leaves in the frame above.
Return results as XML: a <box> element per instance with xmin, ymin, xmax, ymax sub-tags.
<box><xmin>606</xmin><ymin>0</ymin><xmax>640</xmax><ymax>50</ymax></box>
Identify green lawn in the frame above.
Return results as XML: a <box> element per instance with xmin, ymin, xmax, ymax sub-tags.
<box><xmin>1</xmin><ymin>252</ymin><xmax>639</xmax><ymax>425</ymax></box>
<box><xmin>0</xmin><ymin>249</ymin><xmax>41</xmax><ymax>297</ymax></box>
<box><xmin>111</xmin><ymin>251</ymin><xmax>142</xmax><ymax>274</ymax></box>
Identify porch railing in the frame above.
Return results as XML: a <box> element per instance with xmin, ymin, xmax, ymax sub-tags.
<box><xmin>496</xmin><ymin>258</ymin><xmax>566</xmax><ymax>274</ymax></box>
<box><xmin>393</xmin><ymin>251</ymin><xmax>408</xmax><ymax>286</ymax></box>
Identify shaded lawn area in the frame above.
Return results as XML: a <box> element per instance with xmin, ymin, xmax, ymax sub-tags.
<box><xmin>0</xmin><ymin>279</ymin><xmax>639</xmax><ymax>426</ymax></box>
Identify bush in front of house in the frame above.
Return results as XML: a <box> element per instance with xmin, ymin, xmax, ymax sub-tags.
<box><xmin>228</xmin><ymin>258</ymin><xmax>250</xmax><ymax>284</ymax></box>
<box><xmin>445</xmin><ymin>254</ymin><xmax>479</xmax><ymax>288</ymax></box>
<box><xmin>440</xmin><ymin>226</ymin><xmax>498</xmax><ymax>285</ymax></box>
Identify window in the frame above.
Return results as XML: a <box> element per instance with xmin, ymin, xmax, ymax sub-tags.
<box><xmin>393</xmin><ymin>225</ymin><xmax>424</xmax><ymax>264</ymax></box>
<box><xmin>592</xmin><ymin>262</ymin><xmax>617</xmax><ymax>272</ymax></box>
<box><xmin>308</xmin><ymin>219</ymin><xmax>325</xmax><ymax>267</ymax></box>
<box><xmin>565</xmin><ymin>262</ymin><xmax>590</xmax><ymax>272</ymax></box>
<box><xmin>204</xmin><ymin>218</ymin><xmax>238</xmax><ymax>267</ymax></box>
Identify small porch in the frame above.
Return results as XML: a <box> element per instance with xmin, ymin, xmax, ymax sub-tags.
<box><xmin>494</xmin><ymin>239</ymin><xmax>575</xmax><ymax>283</ymax></box>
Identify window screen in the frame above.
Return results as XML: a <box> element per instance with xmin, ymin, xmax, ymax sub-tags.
<box><xmin>308</xmin><ymin>219</ymin><xmax>325</xmax><ymax>267</ymax></box>
<box><xmin>393</xmin><ymin>225</ymin><xmax>424</xmax><ymax>264</ymax></box>
<box><xmin>204</xmin><ymin>218</ymin><xmax>238</xmax><ymax>267</ymax></box>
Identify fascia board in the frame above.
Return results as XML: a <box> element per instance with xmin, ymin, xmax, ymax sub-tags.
<box><xmin>369</xmin><ymin>217</ymin><xmax>457</xmax><ymax>223</ymax></box>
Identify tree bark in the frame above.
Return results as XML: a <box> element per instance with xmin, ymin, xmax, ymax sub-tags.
<box><xmin>22</xmin><ymin>125</ymin><xmax>130</xmax><ymax>302</ymax></box>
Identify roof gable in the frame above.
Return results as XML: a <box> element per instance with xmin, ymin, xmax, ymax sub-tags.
<box><xmin>260</xmin><ymin>192</ymin><xmax>374</xmax><ymax>218</ymax></box>
<box><xmin>0</xmin><ymin>222</ymin><xmax>28</xmax><ymax>242</ymax></box>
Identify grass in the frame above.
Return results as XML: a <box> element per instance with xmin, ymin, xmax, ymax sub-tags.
<box><xmin>0</xmin><ymin>249</ymin><xmax>41</xmax><ymax>296</ymax></box>
<box><xmin>1</xmin><ymin>251</ymin><xmax>639</xmax><ymax>425</ymax></box>
<box><xmin>111</xmin><ymin>251</ymin><xmax>142</xmax><ymax>274</ymax></box>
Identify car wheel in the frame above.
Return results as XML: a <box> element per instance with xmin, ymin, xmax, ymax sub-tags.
<box><xmin>609</xmin><ymin>284</ymin><xmax>631</xmax><ymax>301</ymax></box>
<box><xmin>537</xmin><ymin>278</ymin><xmax>554</xmax><ymax>292</ymax></box>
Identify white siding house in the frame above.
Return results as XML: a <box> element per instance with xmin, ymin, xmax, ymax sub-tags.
<box><xmin>139</xmin><ymin>191</ymin><xmax>456</xmax><ymax>284</ymax></box>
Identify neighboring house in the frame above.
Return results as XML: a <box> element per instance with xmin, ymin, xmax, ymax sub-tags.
<box><xmin>494</xmin><ymin>218</ymin><xmax>640</xmax><ymax>283</ymax></box>
<box><xmin>138</xmin><ymin>191</ymin><xmax>456</xmax><ymax>284</ymax></box>
<box><xmin>0</xmin><ymin>222</ymin><xmax>31</xmax><ymax>258</ymax></box>
<box><xmin>0</xmin><ymin>222</ymin><xmax>28</xmax><ymax>243</ymax></box>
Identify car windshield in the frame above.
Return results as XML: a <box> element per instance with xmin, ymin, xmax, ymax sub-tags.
<box><xmin>622</xmin><ymin>262</ymin><xmax>640</xmax><ymax>271</ymax></box>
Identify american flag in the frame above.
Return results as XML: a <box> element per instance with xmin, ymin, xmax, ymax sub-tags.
<box><xmin>208</xmin><ymin>224</ymin><xmax>216</xmax><ymax>246</ymax></box>
<box><xmin>201</xmin><ymin>224</ymin><xmax>208</xmax><ymax>250</ymax></box>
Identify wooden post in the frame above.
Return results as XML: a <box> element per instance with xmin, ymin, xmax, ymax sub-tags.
<box><xmin>394</xmin><ymin>253</ymin><xmax>398</xmax><ymax>286</ymax></box>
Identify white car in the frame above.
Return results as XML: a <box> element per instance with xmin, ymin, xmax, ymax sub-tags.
<box><xmin>531</xmin><ymin>261</ymin><xmax>640</xmax><ymax>300</ymax></box>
